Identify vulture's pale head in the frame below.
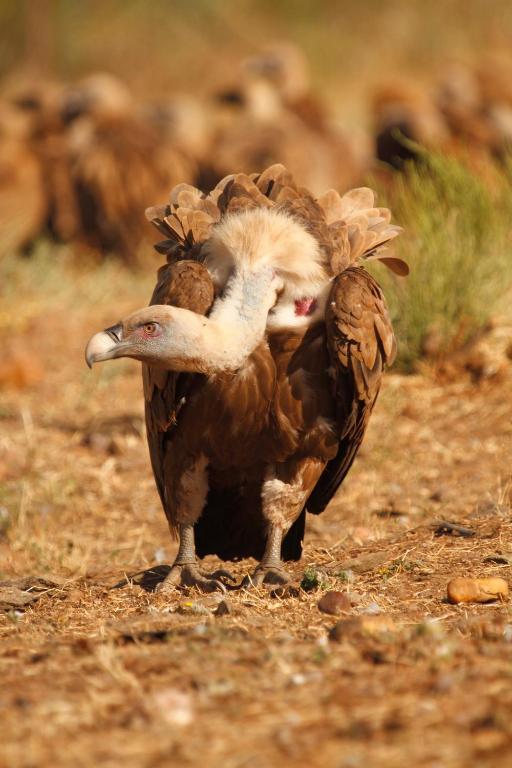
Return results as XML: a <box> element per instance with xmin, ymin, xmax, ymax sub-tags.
<box><xmin>85</xmin><ymin>305</ymin><xmax>211</xmax><ymax>372</ymax></box>
<box><xmin>244</xmin><ymin>43</ymin><xmax>310</xmax><ymax>101</ymax></box>
<box><xmin>86</xmin><ymin>263</ymin><xmax>282</xmax><ymax>375</ymax></box>
<box><xmin>62</xmin><ymin>74</ymin><xmax>133</xmax><ymax>124</ymax></box>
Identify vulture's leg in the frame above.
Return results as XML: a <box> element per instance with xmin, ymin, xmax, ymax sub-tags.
<box><xmin>156</xmin><ymin>458</ymin><xmax>235</xmax><ymax>593</ymax></box>
<box><xmin>244</xmin><ymin>459</ymin><xmax>325</xmax><ymax>588</ymax></box>
<box><xmin>243</xmin><ymin>523</ymin><xmax>290</xmax><ymax>587</ymax></box>
<box><xmin>157</xmin><ymin>524</ymin><xmax>232</xmax><ymax>593</ymax></box>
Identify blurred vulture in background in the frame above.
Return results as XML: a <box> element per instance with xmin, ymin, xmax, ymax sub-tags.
<box><xmin>0</xmin><ymin>79</ymin><xmax>75</xmax><ymax>256</ymax></box>
<box><xmin>372</xmin><ymin>58</ymin><xmax>512</xmax><ymax>174</ymax></box>
<box><xmin>141</xmin><ymin>94</ymin><xmax>217</xmax><ymax>194</ymax></box>
<box><xmin>0</xmin><ymin>74</ymin><xmax>197</xmax><ymax>262</ymax></box>
<box><xmin>85</xmin><ymin>164</ymin><xmax>406</xmax><ymax>591</ymax></box>
<box><xmin>439</xmin><ymin>59</ymin><xmax>512</xmax><ymax>161</ymax></box>
<box><xmin>244</xmin><ymin>42</ymin><xmax>328</xmax><ymax>131</ymax></box>
<box><xmin>0</xmin><ymin>101</ymin><xmax>46</xmax><ymax>258</ymax></box>
<box><xmin>372</xmin><ymin>81</ymin><xmax>450</xmax><ymax>170</ymax></box>
<box><xmin>3</xmin><ymin>46</ymin><xmax>512</xmax><ymax>263</ymax></box>
<box><xmin>210</xmin><ymin>44</ymin><xmax>361</xmax><ymax>195</ymax></box>
<box><xmin>61</xmin><ymin>74</ymin><xmax>196</xmax><ymax>262</ymax></box>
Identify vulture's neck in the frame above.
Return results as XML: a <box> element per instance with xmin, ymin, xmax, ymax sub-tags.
<box><xmin>162</xmin><ymin>208</ymin><xmax>328</xmax><ymax>372</ymax></box>
<box><xmin>163</xmin><ymin>267</ymin><xmax>278</xmax><ymax>374</ymax></box>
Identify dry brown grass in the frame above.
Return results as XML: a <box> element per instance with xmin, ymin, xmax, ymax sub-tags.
<box><xmin>1</xmin><ymin>250</ymin><xmax>512</xmax><ymax>767</ymax></box>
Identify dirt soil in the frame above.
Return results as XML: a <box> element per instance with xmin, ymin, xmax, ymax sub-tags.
<box><xmin>1</xmin><ymin>259</ymin><xmax>512</xmax><ymax>768</ymax></box>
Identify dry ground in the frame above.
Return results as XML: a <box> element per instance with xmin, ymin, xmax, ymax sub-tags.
<box><xmin>1</xmin><ymin>253</ymin><xmax>512</xmax><ymax>768</ymax></box>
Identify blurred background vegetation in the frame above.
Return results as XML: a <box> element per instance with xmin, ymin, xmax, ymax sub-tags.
<box><xmin>2</xmin><ymin>0</ymin><xmax>512</xmax><ymax>373</ymax></box>
<box><xmin>373</xmin><ymin>155</ymin><xmax>512</xmax><ymax>370</ymax></box>
<box><xmin>3</xmin><ymin>0</ymin><xmax>512</xmax><ymax>123</ymax></box>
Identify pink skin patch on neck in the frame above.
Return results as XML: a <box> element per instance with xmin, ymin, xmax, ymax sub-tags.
<box><xmin>294</xmin><ymin>297</ymin><xmax>317</xmax><ymax>316</ymax></box>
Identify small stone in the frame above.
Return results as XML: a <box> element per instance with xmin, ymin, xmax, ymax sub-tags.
<box><xmin>214</xmin><ymin>599</ymin><xmax>231</xmax><ymax>617</ymax></box>
<box><xmin>329</xmin><ymin>614</ymin><xmax>397</xmax><ymax>643</ymax></box>
<box><xmin>447</xmin><ymin>577</ymin><xmax>509</xmax><ymax>604</ymax></box>
<box><xmin>318</xmin><ymin>591</ymin><xmax>351</xmax><ymax>616</ymax></box>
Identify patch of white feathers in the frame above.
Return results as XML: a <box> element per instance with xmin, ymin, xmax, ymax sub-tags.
<box><xmin>203</xmin><ymin>207</ymin><xmax>332</xmax><ymax>331</ymax></box>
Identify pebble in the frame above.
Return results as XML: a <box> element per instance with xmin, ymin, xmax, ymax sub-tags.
<box><xmin>317</xmin><ymin>591</ymin><xmax>351</xmax><ymax>615</ymax></box>
<box><xmin>447</xmin><ymin>577</ymin><xmax>509</xmax><ymax>604</ymax></box>
<box><xmin>329</xmin><ymin>614</ymin><xmax>397</xmax><ymax>643</ymax></box>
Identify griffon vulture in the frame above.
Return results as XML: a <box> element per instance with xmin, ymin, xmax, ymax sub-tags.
<box><xmin>0</xmin><ymin>101</ymin><xmax>47</xmax><ymax>257</ymax></box>
<box><xmin>61</xmin><ymin>74</ymin><xmax>195</xmax><ymax>262</ymax></box>
<box><xmin>0</xmin><ymin>79</ymin><xmax>77</xmax><ymax>252</ymax></box>
<box><xmin>210</xmin><ymin>50</ymin><xmax>360</xmax><ymax>196</ymax></box>
<box><xmin>243</xmin><ymin>43</ymin><xmax>328</xmax><ymax>132</ymax></box>
<box><xmin>85</xmin><ymin>164</ymin><xmax>406</xmax><ymax>590</ymax></box>
<box><xmin>372</xmin><ymin>81</ymin><xmax>450</xmax><ymax>170</ymax></box>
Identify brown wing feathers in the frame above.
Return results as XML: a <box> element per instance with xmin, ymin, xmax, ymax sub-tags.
<box><xmin>145</xmin><ymin>162</ymin><xmax>406</xmax><ymax>279</ymax></box>
<box><xmin>307</xmin><ymin>267</ymin><xmax>396</xmax><ymax>514</ymax></box>
<box><xmin>143</xmin><ymin>260</ymin><xmax>214</xmax><ymax>515</ymax></box>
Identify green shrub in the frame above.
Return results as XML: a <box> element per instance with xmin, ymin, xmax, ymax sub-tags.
<box><xmin>371</xmin><ymin>153</ymin><xmax>512</xmax><ymax>371</ymax></box>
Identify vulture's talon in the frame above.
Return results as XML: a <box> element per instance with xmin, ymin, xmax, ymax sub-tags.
<box><xmin>156</xmin><ymin>563</ymin><xmax>227</xmax><ymax>594</ymax></box>
<box><xmin>209</xmin><ymin>569</ymin><xmax>237</xmax><ymax>584</ymax></box>
<box><xmin>242</xmin><ymin>566</ymin><xmax>292</xmax><ymax>590</ymax></box>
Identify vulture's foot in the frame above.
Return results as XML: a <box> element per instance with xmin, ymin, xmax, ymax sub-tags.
<box><xmin>242</xmin><ymin>565</ymin><xmax>292</xmax><ymax>589</ymax></box>
<box><xmin>241</xmin><ymin>523</ymin><xmax>291</xmax><ymax>589</ymax></box>
<box><xmin>156</xmin><ymin>563</ymin><xmax>232</xmax><ymax>593</ymax></box>
<box><xmin>156</xmin><ymin>524</ymin><xmax>235</xmax><ymax>593</ymax></box>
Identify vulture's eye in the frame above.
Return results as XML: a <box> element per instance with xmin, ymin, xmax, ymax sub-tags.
<box><xmin>143</xmin><ymin>322</ymin><xmax>158</xmax><ymax>336</ymax></box>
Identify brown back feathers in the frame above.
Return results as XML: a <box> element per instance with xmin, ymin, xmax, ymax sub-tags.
<box><xmin>146</xmin><ymin>163</ymin><xmax>406</xmax><ymax>277</ymax></box>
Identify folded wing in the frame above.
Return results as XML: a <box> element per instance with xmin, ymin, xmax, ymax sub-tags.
<box><xmin>143</xmin><ymin>260</ymin><xmax>214</xmax><ymax>516</ymax></box>
<box><xmin>307</xmin><ymin>266</ymin><xmax>396</xmax><ymax>514</ymax></box>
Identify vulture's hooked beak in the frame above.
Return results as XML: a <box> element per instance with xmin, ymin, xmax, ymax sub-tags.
<box><xmin>85</xmin><ymin>324</ymin><xmax>124</xmax><ymax>368</ymax></box>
